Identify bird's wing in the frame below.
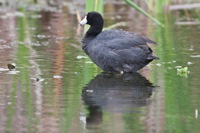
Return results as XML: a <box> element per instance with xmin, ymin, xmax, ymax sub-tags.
<box><xmin>96</xmin><ymin>30</ymin><xmax>156</xmax><ymax>48</ymax></box>
<box><xmin>116</xmin><ymin>47</ymin><xmax>148</xmax><ymax>61</ymax></box>
<box><xmin>100</xmin><ymin>36</ymin><xmax>154</xmax><ymax>51</ymax></box>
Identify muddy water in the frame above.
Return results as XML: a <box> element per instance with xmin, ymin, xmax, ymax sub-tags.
<box><xmin>0</xmin><ymin>3</ymin><xmax>200</xmax><ymax>133</ymax></box>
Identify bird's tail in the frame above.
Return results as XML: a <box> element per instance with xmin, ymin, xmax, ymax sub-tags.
<box><xmin>147</xmin><ymin>53</ymin><xmax>159</xmax><ymax>60</ymax></box>
<box><xmin>145</xmin><ymin>38</ymin><xmax>157</xmax><ymax>44</ymax></box>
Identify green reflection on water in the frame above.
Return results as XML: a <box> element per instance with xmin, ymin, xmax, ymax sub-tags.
<box><xmin>4</xmin><ymin>3</ymin><xmax>200</xmax><ymax>133</ymax></box>
<box><xmin>6</xmin><ymin>8</ymin><xmax>37</xmax><ymax>133</ymax></box>
<box><xmin>154</xmin><ymin>9</ymin><xmax>200</xmax><ymax>133</ymax></box>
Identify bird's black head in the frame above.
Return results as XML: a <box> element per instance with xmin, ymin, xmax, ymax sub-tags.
<box><xmin>80</xmin><ymin>11</ymin><xmax>104</xmax><ymax>27</ymax></box>
<box><xmin>87</xmin><ymin>12</ymin><xmax>103</xmax><ymax>26</ymax></box>
<box><xmin>80</xmin><ymin>11</ymin><xmax>104</xmax><ymax>38</ymax></box>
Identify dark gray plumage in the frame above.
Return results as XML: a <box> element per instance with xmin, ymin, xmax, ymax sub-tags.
<box><xmin>80</xmin><ymin>11</ymin><xmax>159</xmax><ymax>73</ymax></box>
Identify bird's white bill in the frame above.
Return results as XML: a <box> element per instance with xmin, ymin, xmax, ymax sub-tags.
<box><xmin>80</xmin><ymin>16</ymin><xmax>87</xmax><ymax>26</ymax></box>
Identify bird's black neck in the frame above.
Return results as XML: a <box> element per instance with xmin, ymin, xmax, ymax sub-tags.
<box><xmin>86</xmin><ymin>25</ymin><xmax>103</xmax><ymax>37</ymax></box>
<box><xmin>83</xmin><ymin>25</ymin><xmax>103</xmax><ymax>45</ymax></box>
<box><xmin>82</xmin><ymin>13</ymin><xmax>104</xmax><ymax>44</ymax></box>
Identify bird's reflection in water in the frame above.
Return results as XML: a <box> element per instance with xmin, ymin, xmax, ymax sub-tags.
<box><xmin>82</xmin><ymin>72</ymin><xmax>155</xmax><ymax>129</ymax></box>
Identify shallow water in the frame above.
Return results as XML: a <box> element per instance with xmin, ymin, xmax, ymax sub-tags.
<box><xmin>0</xmin><ymin>2</ymin><xmax>200</xmax><ymax>133</ymax></box>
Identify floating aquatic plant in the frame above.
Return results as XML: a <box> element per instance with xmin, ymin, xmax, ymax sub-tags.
<box><xmin>177</xmin><ymin>67</ymin><xmax>189</xmax><ymax>77</ymax></box>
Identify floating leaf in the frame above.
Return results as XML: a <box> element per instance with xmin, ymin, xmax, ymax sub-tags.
<box><xmin>177</xmin><ymin>67</ymin><xmax>189</xmax><ymax>77</ymax></box>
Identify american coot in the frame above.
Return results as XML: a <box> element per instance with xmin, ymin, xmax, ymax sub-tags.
<box><xmin>80</xmin><ymin>11</ymin><xmax>159</xmax><ymax>73</ymax></box>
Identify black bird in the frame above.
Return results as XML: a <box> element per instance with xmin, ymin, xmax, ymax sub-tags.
<box><xmin>80</xmin><ymin>11</ymin><xmax>159</xmax><ymax>73</ymax></box>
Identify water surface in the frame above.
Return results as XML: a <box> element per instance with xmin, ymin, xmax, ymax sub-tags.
<box><xmin>0</xmin><ymin>2</ymin><xmax>200</xmax><ymax>133</ymax></box>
